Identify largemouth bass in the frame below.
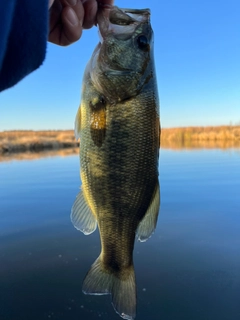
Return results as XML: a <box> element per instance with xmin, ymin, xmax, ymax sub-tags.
<box><xmin>71</xmin><ymin>5</ymin><xmax>160</xmax><ymax>320</ymax></box>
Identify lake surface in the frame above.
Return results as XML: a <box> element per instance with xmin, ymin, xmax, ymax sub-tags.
<box><xmin>0</xmin><ymin>148</ymin><xmax>240</xmax><ymax>320</ymax></box>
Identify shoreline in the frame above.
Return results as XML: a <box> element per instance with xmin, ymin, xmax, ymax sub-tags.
<box><xmin>161</xmin><ymin>125</ymin><xmax>240</xmax><ymax>149</ymax></box>
<box><xmin>0</xmin><ymin>130</ymin><xmax>79</xmax><ymax>154</ymax></box>
<box><xmin>1</xmin><ymin>126</ymin><xmax>240</xmax><ymax>154</ymax></box>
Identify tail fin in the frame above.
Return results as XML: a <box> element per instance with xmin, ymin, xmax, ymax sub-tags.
<box><xmin>83</xmin><ymin>256</ymin><xmax>136</xmax><ymax>320</ymax></box>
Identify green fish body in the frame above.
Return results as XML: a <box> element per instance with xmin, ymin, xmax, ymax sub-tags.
<box><xmin>71</xmin><ymin>6</ymin><xmax>160</xmax><ymax>320</ymax></box>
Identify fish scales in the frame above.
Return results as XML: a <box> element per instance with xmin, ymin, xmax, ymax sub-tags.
<box><xmin>71</xmin><ymin>5</ymin><xmax>160</xmax><ymax>320</ymax></box>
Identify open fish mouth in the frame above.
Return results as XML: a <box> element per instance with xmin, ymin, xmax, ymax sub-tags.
<box><xmin>97</xmin><ymin>6</ymin><xmax>150</xmax><ymax>40</ymax></box>
<box><xmin>98</xmin><ymin>3</ymin><xmax>150</xmax><ymax>16</ymax></box>
<box><xmin>109</xmin><ymin>7</ymin><xmax>150</xmax><ymax>24</ymax></box>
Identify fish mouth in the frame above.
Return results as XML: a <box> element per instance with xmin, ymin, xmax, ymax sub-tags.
<box><xmin>109</xmin><ymin>7</ymin><xmax>150</xmax><ymax>25</ymax></box>
<box><xmin>98</xmin><ymin>4</ymin><xmax>150</xmax><ymax>17</ymax></box>
<box><xmin>97</xmin><ymin>6</ymin><xmax>150</xmax><ymax>40</ymax></box>
<box><xmin>113</xmin><ymin>8</ymin><xmax>150</xmax><ymax>21</ymax></box>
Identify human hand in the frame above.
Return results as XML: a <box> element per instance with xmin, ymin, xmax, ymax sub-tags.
<box><xmin>48</xmin><ymin>0</ymin><xmax>114</xmax><ymax>46</ymax></box>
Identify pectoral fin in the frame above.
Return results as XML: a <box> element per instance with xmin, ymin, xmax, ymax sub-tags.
<box><xmin>136</xmin><ymin>182</ymin><xmax>160</xmax><ymax>242</ymax></box>
<box><xmin>71</xmin><ymin>190</ymin><xmax>97</xmax><ymax>235</ymax></box>
<box><xmin>90</xmin><ymin>96</ymin><xmax>106</xmax><ymax>147</ymax></box>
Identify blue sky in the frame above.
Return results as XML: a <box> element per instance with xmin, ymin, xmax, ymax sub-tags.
<box><xmin>0</xmin><ymin>0</ymin><xmax>239</xmax><ymax>130</ymax></box>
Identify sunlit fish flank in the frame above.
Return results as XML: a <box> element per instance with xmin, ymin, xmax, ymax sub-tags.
<box><xmin>71</xmin><ymin>5</ymin><xmax>160</xmax><ymax>320</ymax></box>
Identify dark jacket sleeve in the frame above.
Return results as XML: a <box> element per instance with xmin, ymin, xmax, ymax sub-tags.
<box><xmin>0</xmin><ymin>0</ymin><xmax>48</xmax><ymax>92</ymax></box>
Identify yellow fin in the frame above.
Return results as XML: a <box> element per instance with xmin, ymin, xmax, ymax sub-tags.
<box><xmin>74</xmin><ymin>106</ymin><xmax>81</xmax><ymax>140</ymax></box>
<box><xmin>71</xmin><ymin>190</ymin><xmax>97</xmax><ymax>235</ymax></box>
<box><xmin>136</xmin><ymin>182</ymin><xmax>160</xmax><ymax>242</ymax></box>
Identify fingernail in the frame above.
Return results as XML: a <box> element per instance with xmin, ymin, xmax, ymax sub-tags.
<box><xmin>66</xmin><ymin>0</ymin><xmax>77</xmax><ymax>6</ymax></box>
<box><xmin>48</xmin><ymin>0</ymin><xmax>55</xmax><ymax>9</ymax></box>
<box><xmin>66</xmin><ymin>8</ymin><xmax>79</xmax><ymax>26</ymax></box>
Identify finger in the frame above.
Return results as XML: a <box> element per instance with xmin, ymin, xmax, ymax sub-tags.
<box><xmin>63</xmin><ymin>0</ymin><xmax>84</xmax><ymax>24</ymax></box>
<box><xmin>48</xmin><ymin>0</ymin><xmax>63</xmax><ymax>44</ymax></box>
<box><xmin>61</xmin><ymin>5</ymin><xmax>84</xmax><ymax>45</ymax></box>
<box><xmin>81</xmin><ymin>0</ymin><xmax>98</xmax><ymax>29</ymax></box>
<box><xmin>49</xmin><ymin>0</ymin><xmax>62</xmax><ymax>31</ymax></box>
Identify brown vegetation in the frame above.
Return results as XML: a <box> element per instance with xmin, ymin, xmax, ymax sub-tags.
<box><xmin>161</xmin><ymin>125</ymin><xmax>240</xmax><ymax>149</ymax></box>
<box><xmin>0</xmin><ymin>130</ymin><xmax>79</xmax><ymax>154</ymax></box>
<box><xmin>1</xmin><ymin>126</ymin><xmax>240</xmax><ymax>157</ymax></box>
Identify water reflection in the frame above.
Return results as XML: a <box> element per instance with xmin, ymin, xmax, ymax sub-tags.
<box><xmin>1</xmin><ymin>140</ymin><xmax>240</xmax><ymax>163</ymax></box>
<box><xmin>0</xmin><ymin>148</ymin><xmax>79</xmax><ymax>162</ymax></box>
<box><xmin>161</xmin><ymin>139</ymin><xmax>240</xmax><ymax>149</ymax></box>
<box><xmin>0</xmin><ymin>147</ymin><xmax>240</xmax><ymax>320</ymax></box>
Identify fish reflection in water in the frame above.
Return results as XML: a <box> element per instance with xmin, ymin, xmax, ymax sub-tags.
<box><xmin>71</xmin><ymin>5</ymin><xmax>160</xmax><ymax>320</ymax></box>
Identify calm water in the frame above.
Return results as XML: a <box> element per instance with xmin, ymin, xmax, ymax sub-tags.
<box><xmin>0</xmin><ymin>148</ymin><xmax>240</xmax><ymax>320</ymax></box>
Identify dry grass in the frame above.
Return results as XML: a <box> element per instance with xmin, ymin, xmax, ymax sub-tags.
<box><xmin>1</xmin><ymin>126</ymin><xmax>240</xmax><ymax>155</ymax></box>
<box><xmin>161</xmin><ymin>125</ymin><xmax>240</xmax><ymax>149</ymax></box>
<box><xmin>0</xmin><ymin>130</ymin><xmax>79</xmax><ymax>153</ymax></box>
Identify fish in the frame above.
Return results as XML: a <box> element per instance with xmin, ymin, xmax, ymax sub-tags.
<box><xmin>71</xmin><ymin>5</ymin><xmax>160</xmax><ymax>320</ymax></box>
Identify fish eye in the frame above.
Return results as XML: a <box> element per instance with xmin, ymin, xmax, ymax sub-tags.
<box><xmin>137</xmin><ymin>35</ymin><xmax>150</xmax><ymax>51</ymax></box>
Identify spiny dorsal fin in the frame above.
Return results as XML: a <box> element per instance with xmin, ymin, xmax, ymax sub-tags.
<box><xmin>71</xmin><ymin>190</ymin><xmax>97</xmax><ymax>235</ymax></box>
<box><xmin>136</xmin><ymin>181</ymin><xmax>160</xmax><ymax>242</ymax></box>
